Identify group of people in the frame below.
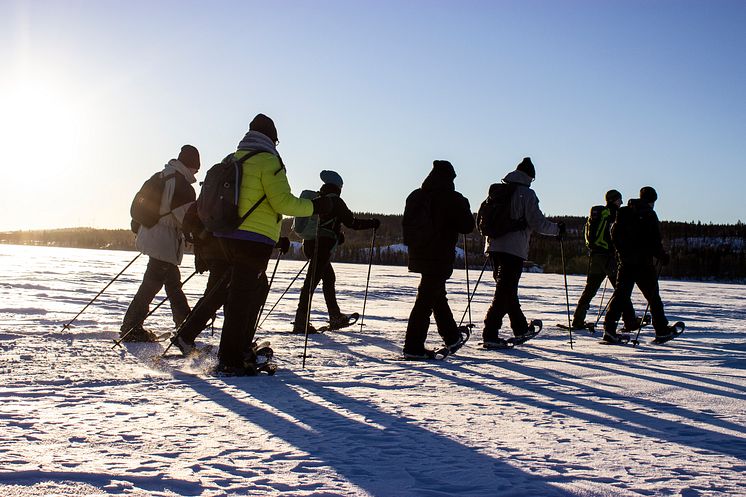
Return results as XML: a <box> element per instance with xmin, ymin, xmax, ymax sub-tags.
<box><xmin>121</xmin><ymin>113</ymin><xmax>680</xmax><ymax>375</ymax></box>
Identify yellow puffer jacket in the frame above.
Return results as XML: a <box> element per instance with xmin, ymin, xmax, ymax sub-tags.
<box><xmin>235</xmin><ymin>151</ymin><xmax>313</xmax><ymax>241</ymax></box>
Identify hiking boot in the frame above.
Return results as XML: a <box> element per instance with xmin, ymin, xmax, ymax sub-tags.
<box><xmin>482</xmin><ymin>337</ymin><xmax>511</xmax><ymax>349</ymax></box>
<box><xmin>170</xmin><ymin>335</ymin><xmax>195</xmax><ymax>356</ymax></box>
<box><xmin>514</xmin><ymin>320</ymin><xmax>539</xmax><ymax>339</ymax></box>
<box><xmin>215</xmin><ymin>361</ymin><xmax>258</xmax><ymax>377</ymax></box>
<box><xmin>601</xmin><ymin>331</ymin><xmax>625</xmax><ymax>344</ymax></box>
<box><xmin>292</xmin><ymin>323</ymin><xmax>318</xmax><ymax>334</ymax></box>
<box><xmin>120</xmin><ymin>325</ymin><xmax>158</xmax><ymax>343</ymax></box>
<box><xmin>444</xmin><ymin>325</ymin><xmax>471</xmax><ymax>355</ymax></box>
<box><xmin>328</xmin><ymin>313</ymin><xmax>352</xmax><ymax>330</ymax></box>
<box><xmin>402</xmin><ymin>348</ymin><xmax>436</xmax><ymax>360</ymax></box>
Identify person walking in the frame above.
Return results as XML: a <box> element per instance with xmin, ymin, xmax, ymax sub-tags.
<box><xmin>603</xmin><ymin>186</ymin><xmax>683</xmax><ymax>343</ymax></box>
<box><xmin>292</xmin><ymin>170</ymin><xmax>380</xmax><ymax>333</ymax></box>
<box><xmin>121</xmin><ymin>145</ymin><xmax>200</xmax><ymax>342</ymax></box>
<box><xmin>570</xmin><ymin>189</ymin><xmax>638</xmax><ymax>330</ymax></box>
<box><xmin>210</xmin><ymin>113</ymin><xmax>334</xmax><ymax>375</ymax></box>
<box><xmin>401</xmin><ymin>160</ymin><xmax>475</xmax><ymax>359</ymax></box>
<box><xmin>482</xmin><ymin>157</ymin><xmax>564</xmax><ymax>348</ymax></box>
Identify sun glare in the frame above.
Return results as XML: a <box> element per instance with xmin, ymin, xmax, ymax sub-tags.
<box><xmin>0</xmin><ymin>77</ymin><xmax>88</xmax><ymax>176</ymax></box>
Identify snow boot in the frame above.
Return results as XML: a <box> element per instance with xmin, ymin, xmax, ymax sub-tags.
<box><xmin>120</xmin><ymin>325</ymin><xmax>158</xmax><ymax>343</ymax></box>
<box><xmin>170</xmin><ymin>335</ymin><xmax>196</xmax><ymax>356</ymax></box>
<box><xmin>444</xmin><ymin>325</ymin><xmax>472</xmax><ymax>355</ymax></box>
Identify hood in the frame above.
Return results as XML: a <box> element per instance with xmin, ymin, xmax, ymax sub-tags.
<box><xmin>502</xmin><ymin>169</ymin><xmax>533</xmax><ymax>186</ymax></box>
<box><xmin>166</xmin><ymin>159</ymin><xmax>197</xmax><ymax>184</ymax></box>
<box><xmin>237</xmin><ymin>130</ymin><xmax>279</xmax><ymax>156</ymax></box>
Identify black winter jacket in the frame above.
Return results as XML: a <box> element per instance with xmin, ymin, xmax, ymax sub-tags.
<box><xmin>611</xmin><ymin>198</ymin><xmax>664</xmax><ymax>264</ymax></box>
<box><xmin>404</xmin><ymin>168</ymin><xmax>475</xmax><ymax>275</ymax></box>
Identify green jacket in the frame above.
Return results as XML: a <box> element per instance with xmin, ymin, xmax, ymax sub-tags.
<box><xmin>235</xmin><ymin>150</ymin><xmax>313</xmax><ymax>241</ymax></box>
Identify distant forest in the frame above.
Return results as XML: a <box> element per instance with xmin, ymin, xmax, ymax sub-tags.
<box><xmin>2</xmin><ymin>215</ymin><xmax>745</xmax><ymax>282</ymax></box>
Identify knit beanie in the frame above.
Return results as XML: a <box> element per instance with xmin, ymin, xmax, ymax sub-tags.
<box><xmin>605</xmin><ymin>189</ymin><xmax>622</xmax><ymax>204</ymax></box>
<box><xmin>432</xmin><ymin>160</ymin><xmax>456</xmax><ymax>180</ymax></box>
<box><xmin>640</xmin><ymin>186</ymin><xmax>658</xmax><ymax>203</ymax></box>
<box><xmin>516</xmin><ymin>157</ymin><xmax>536</xmax><ymax>179</ymax></box>
<box><xmin>178</xmin><ymin>145</ymin><xmax>200</xmax><ymax>171</ymax></box>
<box><xmin>249</xmin><ymin>113</ymin><xmax>278</xmax><ymax>143</ymax></box>
<box><xmin>320</xmin><ymin>170</ymin><xmax>343</xmax><ymax>188</ymax></box>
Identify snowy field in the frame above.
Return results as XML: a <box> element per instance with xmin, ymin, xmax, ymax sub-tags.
<box><xmin>1</xmin><ymin>244</ymin><xmax>745</xmax><ymax>497</ymax></box>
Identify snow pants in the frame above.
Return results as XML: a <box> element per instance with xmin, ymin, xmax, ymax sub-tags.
<box><xmin>604</xmin><ymin>259</ymin><xmax>668</xmax><ymax>334</ymax></box>
<box><xmin>294</xmin><ymin>238</ymin><xmax>341</xmax><ymax>330</ymax></box>
<box><xmin>121</xmin><ymin>257</ymin><xmax>190</xmax><ymax>332</ymax></box>
<box><xmin>404</xmin><ymin>271</ymin><xmax>460</xmax><ymax>354</ymax></box>
<box><xmin>572</xmin><ymin>252</ymin><xmax>636</xmax><ymax>328</ymax></box>
<box><xmin>483</xmin><ymin>251</ymin><xmax>528</xmax><ymax>340</ymax></box>
<box><xmin>217</xmin><ymin>238</ymin><xmax>272</xmax><ymax>368</ymax></box>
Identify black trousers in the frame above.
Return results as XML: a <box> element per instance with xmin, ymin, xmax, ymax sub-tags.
<box><xmin>572</xmin><ymin>253</ymin><xmax>636</xmax><ymax>328</ymax></box>
<box><xmin>483</xmin><ymin>251</ymin><xmax>527</xmax><ymax>340</ymax></box>
<box><xmin>122</xmin><ymin>257</ymin><xmax>190</xmax><ymax>332</ymax></box>
<box><xmin>604</xmin><ymin>259</ymin><xmax>668</xmax><ymax>334</ymax></box>
<box><xmin>217</xmin><ymin>238</ymin><xmax>272</xmax><ymax>367</ymax></box>
<box><xmin>294</xmin><ymin>238</ymin><xmax>341</xmax><ymax>328</ymax></box>
<box><xmin>176</xmin><ymin>259</ymin><xmax>230</xmax><ymax>344</ymax></box>
<box><xmin>404</xmin><ymin>272</ymin><xmax>459</xmax><ymax>353</ymax></box>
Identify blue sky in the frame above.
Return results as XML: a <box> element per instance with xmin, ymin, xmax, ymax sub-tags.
<box><xmin>1</xmin><ymin>0</ymin><xmax>744</xmax><ymax>230</ymax></box>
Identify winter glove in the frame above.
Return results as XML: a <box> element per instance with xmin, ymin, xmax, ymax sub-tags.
<box><xmin>337</xmin><ymin>231</ymin><xmax>345</xmax><ymax>245</ymax></box>
<box><xmin>658</xmin><ymin>252</ymin><xmax>671</xmax><ymax>266</ymax></box>
<box><xmin>557</xmin><ymin>222</ymin><xmax>567</xmax><ymax>238</ymax></box>
<box><xmin>370</xmin><ymin>218</ymin><xmax>381</xmax><ymax>230</ymax></box>
<box><xmin>312</xmin><ymin>196</ymin><xmax>334</xmax><ymax>216</ymax></box>
<box><xmin>275</xmin><ymin>236</ymin><xmax>290</xmax><ymax>255</ymax></box>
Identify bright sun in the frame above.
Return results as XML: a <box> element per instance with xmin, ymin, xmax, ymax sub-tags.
<box><xmin>0</xmin><ymin>78</ymin><xmax>88</xmax><ymax>174</ymax></box>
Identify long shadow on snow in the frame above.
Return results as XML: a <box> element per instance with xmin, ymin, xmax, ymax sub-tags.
<box><xmin>422</xmin><ymin>360</ymin><xmax>746</xmax><ymax>462</ymax></box>
<box><xmin>182</xmin><ymin>372</ymin><xmax>575</xmax><ymax>497</ymax></box>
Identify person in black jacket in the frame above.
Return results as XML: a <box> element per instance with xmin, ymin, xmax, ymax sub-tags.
<box><xmin>293</xmin><ymin>170</ymin><xmax>380</xmax><ymax>333</ymax></box>
<box><xmin>603</xmin><ymin>186</ymin><xmax>679</xmax><ymax>343</ymax></box>
<box><xmin>571</xmin><ymin>189</ymin><xmax>638</xmax><ymax>330</ymax></box>
<box><xmin>401</xmin><ymin>160</ymin><xmax>475</xmax><ymax>359</ymax></box>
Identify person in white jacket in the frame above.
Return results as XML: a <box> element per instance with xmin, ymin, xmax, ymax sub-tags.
<box><xmin>121</xmin><ymin>145</ymin><xmax>200</xmax><ymax>342</ymax></box>
<box><xmin>482</xmin><ymin>157</ymin><xmax>564</xmax><ymax>348</ymax></box>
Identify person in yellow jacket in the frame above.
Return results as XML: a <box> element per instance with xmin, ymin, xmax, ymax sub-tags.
<box><xmin>212</xmin><ymin>113</ymin><xmax>335</xmax><ymax>375</ymax></box>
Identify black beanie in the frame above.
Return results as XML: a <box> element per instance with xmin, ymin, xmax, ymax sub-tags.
<box><xmin>432</xmin><ymin>160</ymin><xmax>456</xmax><ymax>179</ymax></box>
<box><xmin>249</xmin><ymin>113</ymin><xmax>278</xmax><ymax>143</ymax></box>
<box><xmin>640</xmin><ymin>186</ymin><xmax>658</xmax><ymax>203</ymax></box>
<box><xmin>605</xmin><ymin>189</ymin><xmax>622</xmax><ymax>204</ymax></box>
<box><xmin>516</xmin><ymin>157</ymin><xmax>536</xmax><ymax>179</ymax></box>
<box><xmin>178</xmin><ymin>144</ymin><xmax>200</xmax><ymax>171</ymax></box>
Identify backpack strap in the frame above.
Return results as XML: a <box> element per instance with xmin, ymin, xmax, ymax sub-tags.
<box><xmin>235</xmin><ymin>150</ymin><xmax>267</xmax><ymax>225</ymax></box>
<box><xmin>157</xmin><ymin>172</ymin><xmax>179</xmax><ymax>222</ymax></box>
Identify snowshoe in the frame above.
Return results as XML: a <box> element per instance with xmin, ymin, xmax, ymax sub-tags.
<box><xmin>400</xmin><ymin>348</ymin><xmax>448</xmax><ymax>361</ymax></box>
<box><xmin>170</xmin><ymin>335</ymin><xmax>196</xmax><ymax>356</ymax></box>
<box><xmin>317</xmin><ymin>312</ymin><xmax>360</xmax><ymax>332</ymax></box>
<box><xmin>291</xmin><ymin>322</ymin><xmax>319</xmax><ymax>334</ymax></box>
<box><xmin>481</xmin><ymin>338</ymin><xmax>514</xmax><ymax>350</ymax></box>
<box><xmin>214</xmin><ymin>359</ymin><xmax>277</xmax><ymax>377</ymax></box>
<box><xmin>620</xmin><ymin>315</ymin><xmax>652</xmax><ymax>333</ymax></box>
<box><xmin>510</xmin><ymin>320</ymin><xmax>543</xmax><ymax>346</ymax></box>
<box><xmin>119</xmin><ymin>325</ymin><xmax>159</xmax><ymax>343</ymax></box>
<box><xmin>600</xmin><ymin>330</ymin><xmax>631</xmax><ymax>345</ymax></box>
<box><xmin>557</xmin><ymin>322</ymin><xmax>596</xmax><ymax>334</ymax></box>
<box><xmin>444</xmin><ymin>324</ymin><xmax>473</xmax><ymax>355</ymax></box>
<box><xmin>651</xmin><ymin>322</ymin><xmax>685</xmax><ymax>344</ymax></box>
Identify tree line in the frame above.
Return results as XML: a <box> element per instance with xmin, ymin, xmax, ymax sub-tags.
<box><xmin>2</xmin><ymin>216</ymin><xmax>744</xmax><ymax>281</ymax></box>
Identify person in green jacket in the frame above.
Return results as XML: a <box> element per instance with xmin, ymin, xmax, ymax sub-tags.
<box><xmin>212</xmin><ymin>113</ymin><xmax>335</xmax><ymax>375</ymax></box>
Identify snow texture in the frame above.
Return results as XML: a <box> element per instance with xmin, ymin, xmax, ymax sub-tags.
<box><xmin>1</xmin><ymin>244</ymin><xmax>745</xmax><ymax>497</ymax></box>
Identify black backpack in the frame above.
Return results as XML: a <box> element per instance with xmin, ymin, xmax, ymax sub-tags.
<box><xmin>130</xmin><ymin>171</ymin><xmax>176</xmax><ymax>231</ymax></box>
<box><xmin>476</xmin><ymin>183</ymin><xmax>526</xmax><ymax>237</ymax></box>
<box><xmin>585</xmin><ymin>205</ymin><xmax>612</xmax><ymax>251</ymax></box>
<box><xmin>610</xmin><ymin>205</ymin><xmax>641</xmax><ymax>254</ymax></box>
<box><xmin>402</xmin><ymin>189</ymin><xmax>436</xmax><ymax>249</ymax></box>
<box><xmin>197</xmin><ymin>151</ymin><xmax>264</xmax><ymax>232</ymax></box>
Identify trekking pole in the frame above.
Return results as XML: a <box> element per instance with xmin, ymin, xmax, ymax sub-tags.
<box><xmin>259</xmin><ymin>260</ymin><xmax>308</xmax><ymax>328</ymax></box>
<box><xmin>632</xmin><ymin>262</ymin><xmax>663</xmax><ymax>347</ymax></box>
<box><xmin>593</xmin><ymin>277</ymin><xmax>609</xmax><ymax>329</ymax></box>
<box><xmin>559</xmin><ymin>236</ymin><xmax>574</xmax><ymax>349</ymax></box>
<box><xmin>161</xmin><ymin>269</ymin><xmax>230</xmax><ymax>356</ymax></box>
<box><xmin>359</xmin><ymin>228</ymin><xmax>377</xmax><ymax>333</ymax></box>
<box><xmin>255</xmin><ymin>249</ymin><xmax>284</xmax><ymax>331</ymax></box>
<box><xmin>62</xmin><ymin>252</ymin><xmax>142</xmax><ymax>331</ymax></box>
<box><xmin>302</xmin><ymin>225</ymin><xmax>323</xmax><ymax>369</ymax></box>
<box><xmin>462</xmin><ymin>234</ymin><xmax>473</xmax><ymax>328</ymax></box>
<box><xmin>113</xmin><ymin>269</ymin><xmax>199</xmax><ymax>348</ymax></box>
<box><xmin>459</xmin><ymin>257</ymin><xmax>489</xmax><ymax>327</ymax></box>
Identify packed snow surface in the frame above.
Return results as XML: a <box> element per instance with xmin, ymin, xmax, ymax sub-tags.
<box><xmin>1</xmin><ymin>245</ymin><xmax>745</xmax><ymax>496</ymax></box>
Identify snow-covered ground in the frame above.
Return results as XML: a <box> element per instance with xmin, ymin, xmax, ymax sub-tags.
<box><xmin>1</xmin><ymin>244</ymin><xmax>745</xmax><ymax>497</ymax></box>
